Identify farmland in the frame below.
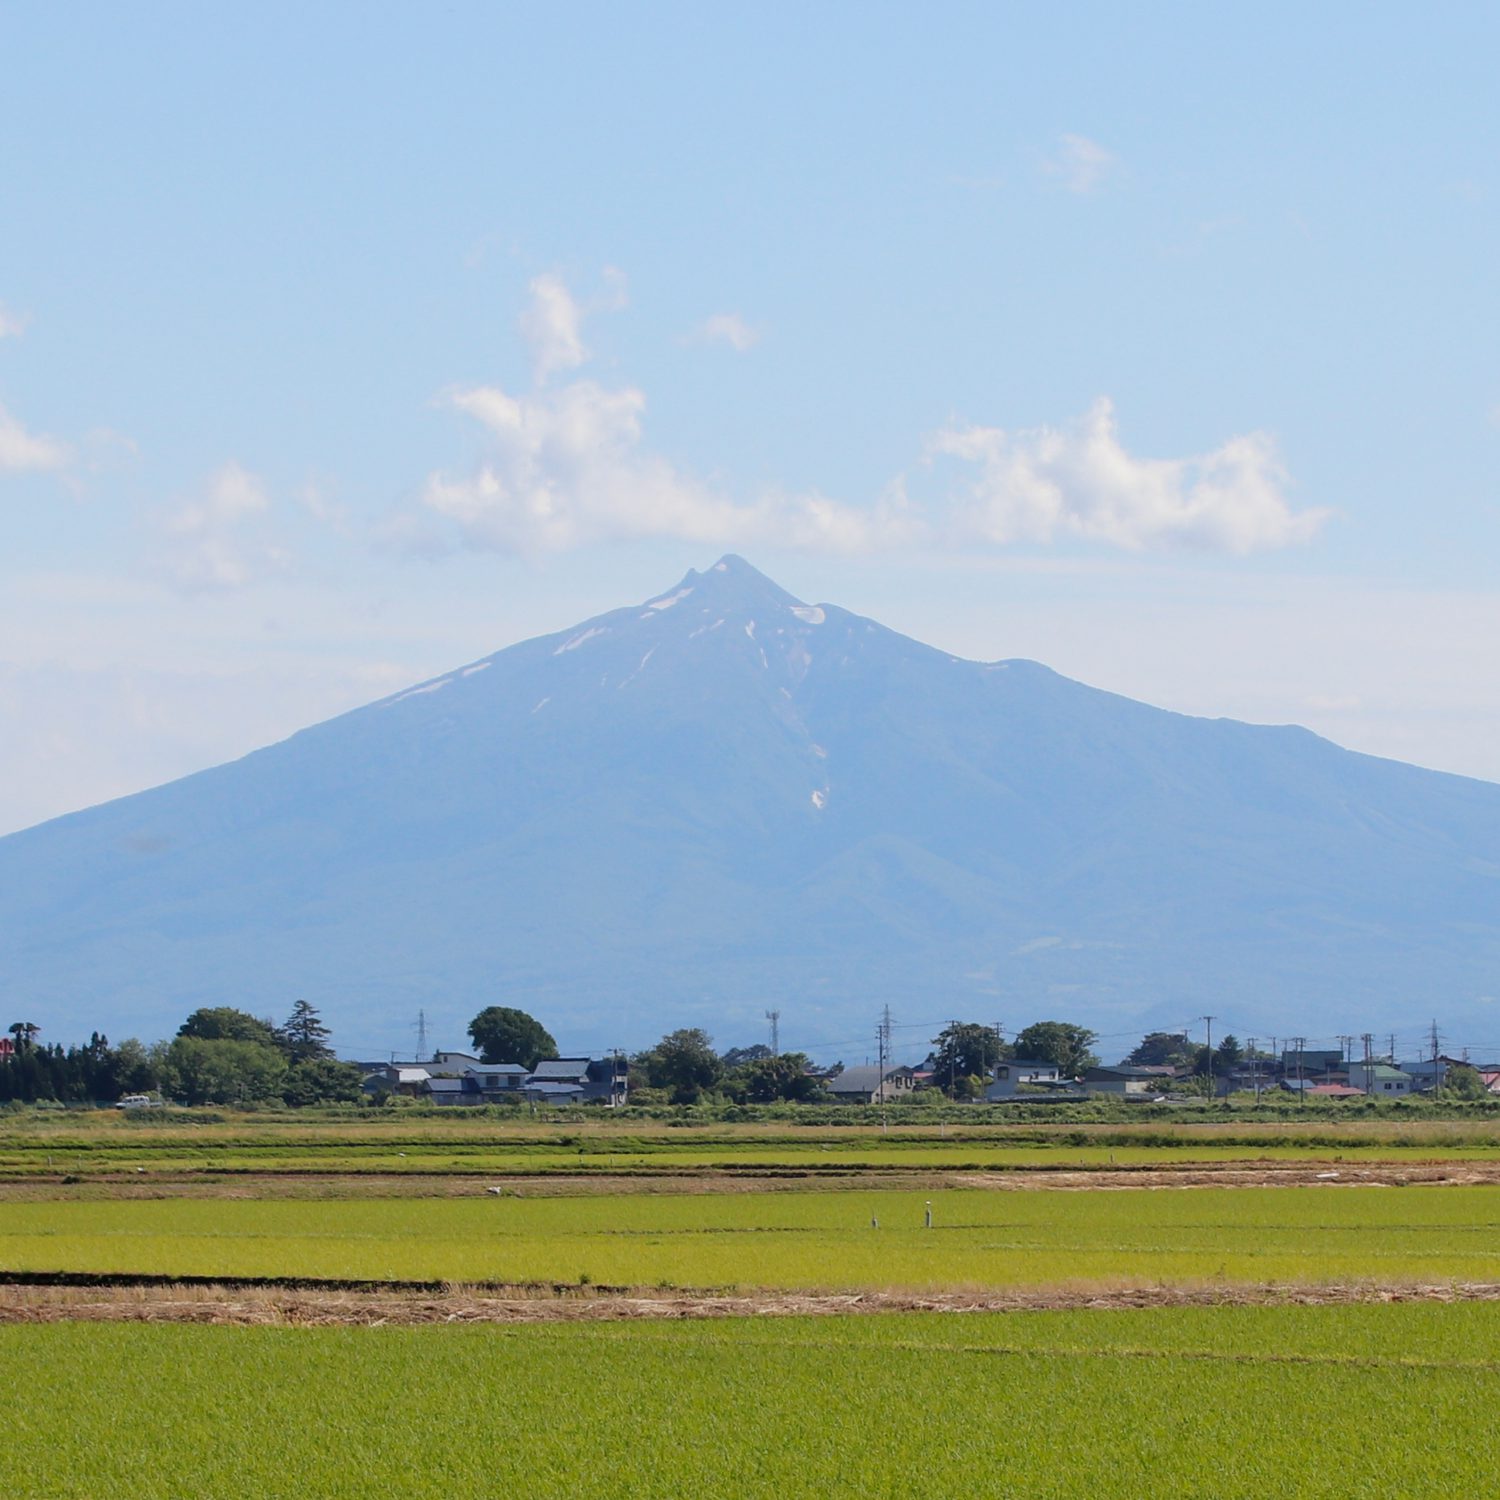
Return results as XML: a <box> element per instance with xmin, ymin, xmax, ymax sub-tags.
<box><xmin>9</xmin><ymin>1303</ymin><xmax>1500</xmax><ymax>1498</ymax></box>
<box><xmin>5</xmin><ymin>1184</ymin><xmax>1500</xmax><ymax>1293</ymax></box>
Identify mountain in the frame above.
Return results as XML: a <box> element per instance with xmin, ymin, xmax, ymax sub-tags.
<box><xmin>3</xmin><ymin>555</ymin><xmax>1500</xmax><ymax>1057</ymax></box>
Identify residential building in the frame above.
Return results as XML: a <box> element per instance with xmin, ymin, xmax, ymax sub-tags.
<box><xmin>985</xmin><ymin>1060</ymin><xmax>1064</xmax><ymax>1100</ymax></box>
<box><xmin>1081</xmin><ymin>1065</ymin><xmax>1162</xmax><ymax>1097</ymax></box>
<box><xmin>1347</xmin><ymin>1062</ymin><xmax>1413</xmax><ymax>1096</ymax></box>
<box><xmin>826</xmin><ymin>1065</ymin><xmax>916</xmax><ymax>1103</ymax></box>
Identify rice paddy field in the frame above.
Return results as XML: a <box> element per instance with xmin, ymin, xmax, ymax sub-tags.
<box><xmin>9</xmin><ymin>1302</ymin><xmax>1500</xmax><ymax>1498</ymax></box>
<box><xmin>5</xmin><ymin>1183</ymin><xmax>1500</xmax><ymax>1292</ymax></box>
<box><xmin>8</xmin><ymin>1113</ymin><xmax>1498</xmax><ymax>1496</ymax></box>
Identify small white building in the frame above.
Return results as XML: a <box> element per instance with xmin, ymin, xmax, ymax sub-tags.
<box><xmin>985</xmin><ymin>1060</ymin><xmax>1064</xmax><ymax>1100</ymax></box>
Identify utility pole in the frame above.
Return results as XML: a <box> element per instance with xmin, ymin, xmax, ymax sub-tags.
<box><xmin>1293</xmin><ymin>1035</ymin><xmax>1307</xmax><ymax>1107</ymax></box>
<box><xmin>1361</xmin><ymin>1033</ymin><xmax>1374</xmax><ymax>1065</ymax></box>
<box><xmin>1388</xmin><ymin>1033</ymin><xmax>1397</xmax><ymax>1065</ymax></box>
<box><xmin>877</xmin><ymin>1006</ymin><xmax>893</xmax><ymax>1129</ymax></box>
<box><xmin>765</xmin><ymin>1009</ymin><xmax>781</xmax><ymax>1058</ymax></box>
<box><xmin>1248</xmin><ymin>1037</ymin><xmax>1260</xmax><ymax>1103</ymax></box>
<box><xmin>1202</xmin><ymin>1016</ymin><xmax>1216</xmax><ymax>1098</ymax></box>
<box><xmin>1429</xmin><ymin>1020</ymin><xmax>1441</xmax><ymax>1064</ymax></box>
<box><xmin>1337</xmin><ymin>1035</ymin><xmax>1354</xmax><ymax>1067</ymax></box>
<box><xmin>949</xmin><ymin>1019</ymin><xmax>959</xmax><ymax>1097</ymax></box>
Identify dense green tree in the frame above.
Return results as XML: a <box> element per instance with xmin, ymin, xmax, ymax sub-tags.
<box><xmin>1214</xmin><ymin>1035</ymin><xmax>1244</xmax><ymax>1071</ymax></box>
<box><xmin>1443</xmin><ymin>1063</ymin><xmax>1489</xmax><ymax>1101</ymax></box>
<box><xmin>163</xmin><ymin>1036</ymin><xmax>287</xmax><ymax>1105</ymax></box>
<box><xmin>177</xmin><ymin>1007</ymin><xmax>279</xmax><ymax>1048</ymax></box>
<box><xmin>720</xmin><ymin>1044</ymin><xmax>773</xmax><ymax>1070</ymax></box>
<box><xmin>930</xmin><ymin>1023</ymin><xmax>1007</xmax><ymax>1094</ymax></box>
<box><xmin>277</xmin><ymin>1000</ymin><xmax>333</xmax><ymax>1063</ymax></box>
<box><xmin>281</xmin><ymin>1056</ymin><xmax>367</xmax><ymax>1106</ymax></box>
<box><xmin>639</xmin><ymin>1028</ymin><xmax>722</xmax><ymax>1104</ymax></box>
<box><xmin>467</xmin><ymin>1007</ymin><xmax>558</xmax><ymax>1068</ymax></box>
<box><xmin>725</xmin><ymin>1052</ymin><xmax>824</xmax><ymax>1104</ymax></box>
<box><xmin>1010</xmin><ymin>1021</ymin><xmax>1098</xmax><ymax>1077</ymax></box>
<box><xmin>1126</xmin><ymin>1032</ymin><xmax>1195</xmax><ymax>1069</ymax></box>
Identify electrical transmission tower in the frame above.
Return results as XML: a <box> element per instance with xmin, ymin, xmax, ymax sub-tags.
<box><xmin>415</xmin><ymin>1008</ymin><xmax>429</xmax><ymax>1060</ymax></box>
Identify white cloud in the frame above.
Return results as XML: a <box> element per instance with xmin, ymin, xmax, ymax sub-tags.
<box><xmin>423</xmin><ymin>378</ymin><xmax>911</xmax><ymax>554</ymax></box>
<box><xmin>692</xmin><ymin>313</ymin><xmax>761</xmax><ymax>351</ymax></box>
<box><xmin>930</xmin><ymin>398</ymin><xmax>1327</xmax><ymax>554</ymax></box>
<box><xmin>417</xmin><ymin>275</ymin><xmax>1321</xmax><ymax>560</ymax></box>
<box><xmin>157</xmin><ymin>462</ymin><xmax>290</xmax><ymax>590</ymax></box>
<box><xmin>1044</xmin><ymin>133</ymin><xmax>1117</xmax><ymax>194</ymax></box>
<box><xmin>519</xmin><ymin>272</ymin><xmax>588</xmax><ymax>382</ymax></box>
<box><xmin>0</xmin><ymin>303</ymin><xmax>26</xmax><ymax>339</ymax></box>
<box><xmin>0</xmin><ymin>400</ymin><xmax>68</xmax><ymax>472</ymax></box>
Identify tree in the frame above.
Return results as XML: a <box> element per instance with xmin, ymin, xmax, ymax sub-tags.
<box><xmin>277</xmin><ymin>1000</ymin><xmax>333</xmax><ymax>1063</ymax></box>
<box><xmin>720</xmin><ymin>1044</ymin><xmax>773</xmax><ymax>1070</ymax></box>
<box><xmin>640</xmin><ymin>1028</ymin><xmax>722</xmax><ymax>1104</ymax></box>
<box><xmin>1010</xmin><ymin>1021</ymin><xmax>1098</xmax><ymax>1077</ymax></box>
<box><xmin>930</xmin><ymin>1023</ymin><xmax>1007</xmax><ymax>1094</ymax></box>
<box><xmin>162</xmin><ymin>1036</ymin><xmax>288</xmax><ymax>1105</ymax></box>
<box><xmin>1126</xmin><ymin>1032</ymin><xmax>1196</xmax><ymax>1069</ymax></box>
<box><xmin>281</xmin><ymin>1057</ymin><xmax>367</xmax><ymax>1106</ymax></box>
<box><xmin>1443</xmin><ymin>1063</ymin><xmax>1489</xmax><ymax>1101</ymax></box>
<box><xmin>1214</xmin><ymin>1034</ymin><xmax>1244</xmax><ymax>1071</ymax></box>
<box><xmin>468</xmin><ymin>1007</ymin><xmax>558</xmax><ymax>1068</ymax></box>
<box><xmin>177</xmin><ymin>1007</ymin><xmax>279</xmax><ymax>1048</ymax></box>
<box><xmin>725</xmin><ymin>1052</ymin><xmax>824</xmax><ymax>1104</ymax></box>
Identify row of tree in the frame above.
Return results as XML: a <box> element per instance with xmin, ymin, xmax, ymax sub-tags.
<box><xmin>465</xmin><ymin>1008</ymin><xmax>1107</xmax><ymax>1106</ymax></box>
<box><xmin>0</xmin><ymin>1004</ymin><xmax>366</xmax><ymax>1106</ymax></box>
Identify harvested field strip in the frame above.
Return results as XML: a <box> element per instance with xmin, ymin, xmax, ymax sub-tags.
<box><xmin>6</xmin><ymin>1184</ymin><xmax>1500</xmax><ymax>1292</ymax></box>
<box><xmin>7</xmin><ymin>1277</ymin><xmax>1500</xmax><ymax>1327</ymax></box>
<box><xmin>8</xmin><ymin>1307</ymin><xmax>1500</xmax><ymax>1497</ymax></box>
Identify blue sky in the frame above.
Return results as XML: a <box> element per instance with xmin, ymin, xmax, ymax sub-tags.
<box><xmin>2</xmin><ymin>2</ymin><xmax>1498</xmax><ymax>835</ymax></box>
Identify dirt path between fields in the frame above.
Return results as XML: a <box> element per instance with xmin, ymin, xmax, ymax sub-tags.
<box><xmin>5</xmin><ymin>1278</ymin><xmax>1500</xmax><ymax>1327</ymax></box>
<box><xmin>8</xmin><ymin>1160</ymin><xmax>1500</xmax><ymax>1201</ymax></box>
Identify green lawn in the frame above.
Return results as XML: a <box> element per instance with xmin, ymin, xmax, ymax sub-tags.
<box><xmin>6</xmin><ymin>1183</ymin><xmax>1500</xmax><ymax>1291</ymax></box>
<box><xmin>8</xmin><ymin>1304</ymin><xmax>1500</xmax><ymax>1497</ymax></box>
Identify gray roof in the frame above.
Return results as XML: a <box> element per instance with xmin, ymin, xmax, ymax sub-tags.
<box><xmin>828</xmin><ymin>1065</ymin><xmax>910</xmax><ymax>1093</ymax></box>
<box><xmin>467</xmin><ymin>1063</ymin><xmax>529</xmax><ymax>1076</ymax></box>
<box><xmin>524</xmin><ymin>1080</ymin><xmax>586</xmax><ymax>1097</ymax></box>
<box><xmin>529</xmin><ymin>1058</ymin><xmax>592</xmax><ymax>1082</ymax></box>
<box><xmin>424</xmin><ymin>1076</ymin><xmax>470</xmax><ymax>1094</ymax></box>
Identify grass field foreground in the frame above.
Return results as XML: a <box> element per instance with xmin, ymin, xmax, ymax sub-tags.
<box><xmin>8</xmin><ymin>1303</ymin><xmax>1500</xmax><ymax>1497</ymax></box>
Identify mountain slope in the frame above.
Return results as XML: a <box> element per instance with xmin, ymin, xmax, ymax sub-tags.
<box><xmin>3</xmin><ymin>555</ymin><xmax>1499</xmax><ymax>1052</ymax></box>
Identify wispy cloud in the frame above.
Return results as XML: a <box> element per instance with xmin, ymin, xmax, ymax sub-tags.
<box><xmin>0</xmin><ymin>303</ymin><xmax>26</xmax><ymax>340</ymax></box>
<box><xmin>412</xmin><ymin>274</ymin><xmax>1323</xmax><ymax>560</ymax></box>
<box><xmin>156</xmin><ymin>462</ymin><xmax>290</xmax><ymax>591</ymax></box>
<box><xmin>1044</xmin><ymin>133</ymin><xmax>1117</xmax><ymax>194</ymax></box>
<box><xmin>0</xmin><ymin>400</ymin><xmax>68</xmax><ymax>472</ymax></box>
<box><xmin>690</xmin><ymin>313</ymin><xmax>761</xmax><ymax>352</ymax></box>
<box><xmin>519</xmin><ymin>272</ymin><xmax>589</xmax><ymax>383</ymax></box>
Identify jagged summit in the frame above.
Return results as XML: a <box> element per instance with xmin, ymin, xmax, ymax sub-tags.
<box><xmin>2</xmin><ymin>557</ymin><xmax>1499</xmax><ymax>1050</ymax></box>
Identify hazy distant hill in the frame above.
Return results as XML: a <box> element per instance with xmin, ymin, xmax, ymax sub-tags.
<box><xmin>3</xmin><ymin>555</ymin><xmax>1499</xmax><ymax>1054</ymax></box>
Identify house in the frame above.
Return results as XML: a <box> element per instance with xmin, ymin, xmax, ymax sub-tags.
<box><xmin>466</xmin><ymin>1063</ymin><xmax>530</xmax><ymax>1097</ymax></box>
<box><xmin>985</xmin><ymin>1059</ymin><xmax>1063</xmax><ymax>1100</ymax></box>
<box><xmin>422</xmin><ymin>1076</ymin><xmax>473</xmax><ymax>1107</ymax></box>
<box><xmin>360</xmin><ymin>1064</ymin><xmax>434</xmax><ymax>1097</ymax></box>
<box><xmin>1347</xmin><ymin>1062</ymin><xmax>1413</xmax><ymax>1096</ymax></box>
<box><xmin>524</xmin><ymin>1057</ymin><xmax>628</xmax><ymax>1106</ymax></box>
<box><xmin>520</xmin><ymin>1079</ymin><xmax>587</xmax><ymax>1106</ymax></box>
<box><xmin>826</xmin><ymin>1065</ymin><xmax>916</xmax><ymax>1103</ymax></box>
<box><xmin>1080</xmin><ymin>1065</ymin><xmax>1162</xmax><ymax>1097</ymax></box>
<box><xmin>1281</xmin><ymin>1049</ymin><xmax>1344</xmax><ymax>1079</ymax></box>
<box><xmin>1306</xmin><ymin>1083</ymin><xmax>1365</xmax><ymax>1098</ymax></box>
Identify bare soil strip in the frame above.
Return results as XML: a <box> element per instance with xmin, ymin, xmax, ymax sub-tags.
<box><xmin>5</xmin><ymin>1279</ymin><xmax>1500</xmax><ymax>1327</ymax></box>
<box><xmin>8</xmin><ymin>1160</ymin><xmax>1500</xmax><ymax>1202</ymax></box>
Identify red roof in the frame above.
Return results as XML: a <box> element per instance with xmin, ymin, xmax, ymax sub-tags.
<box><xmin>1307</xmin><ymin>1083</ymin><xmax>1364</xmax><ymax>1097</ymax></box>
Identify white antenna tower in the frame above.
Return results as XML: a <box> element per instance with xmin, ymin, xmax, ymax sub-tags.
<box><xmin>765</xmin><ymin>1009</ymin><xmax>781</xmax><ymax>1057</ymax></box>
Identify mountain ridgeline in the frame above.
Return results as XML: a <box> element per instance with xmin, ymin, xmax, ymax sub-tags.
<box><xmin>3</xmin><ymin>555</ymin><xmax>1499</xmax><ymax>1050</ymax></box>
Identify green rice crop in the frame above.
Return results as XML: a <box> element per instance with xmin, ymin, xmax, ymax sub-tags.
<box><xmin>5</xmin><ymin>1183</ymin><xmax>1500</xmax><ymax>1291</ymax></box>
<box><xmin>7</xmin><ymin>1303</ymin><xmax>1500</xmax><ymax>1497</ymax></box>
